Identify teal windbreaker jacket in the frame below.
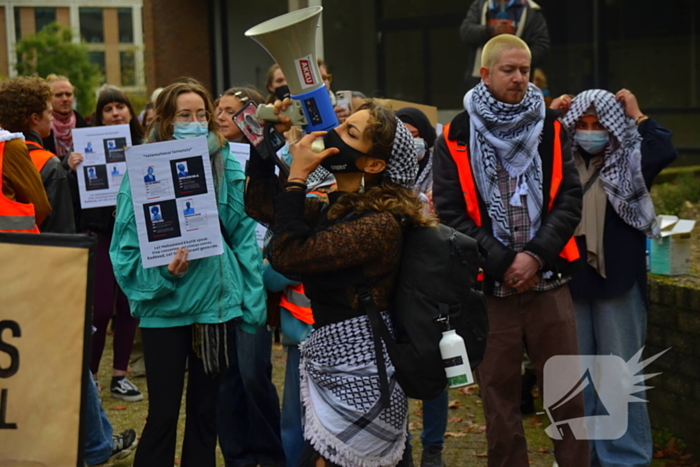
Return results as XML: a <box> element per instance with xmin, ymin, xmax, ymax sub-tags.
<box><xmin>109</xmin><ymin>141</ymin><xmax>266</xmax><ymax>332</ymax></box>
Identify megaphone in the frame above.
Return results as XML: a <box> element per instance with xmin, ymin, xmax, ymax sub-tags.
<box><xmin>245</xmin><ymin>7</ymin><xmax>338</xmax><ymax>134</ymax></box>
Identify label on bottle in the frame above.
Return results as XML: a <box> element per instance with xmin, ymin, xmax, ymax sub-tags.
<box><xmin>443</xmin><ymin>355</ymin><xmax>464</xmax><ymax>368</ymax></box>
<box><xmin>447</xmin><ymin>374</ymin><xmax>469</xmax><ymax>386</ymax></box>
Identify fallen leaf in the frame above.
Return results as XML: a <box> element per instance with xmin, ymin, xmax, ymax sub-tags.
<box><xmin>459</xmin><ymin>385</ymin><xmax>479</xmax><ymax>395</ymax></box>
<box><xmin>110</xmin><ymin>406</ymin><xmax>127</xmax><ymax>410</ymax></box>
<box><xmin>448</xmin><ymin>399</ymin><xmax>462</xmax><ymax>409</ymax></box>
<box><xmin>537</xmin><ymin>447</ymin><xmax>549</xmax><ymax>454</ymax></box>
<box><xmin>475</xmin><ymin>452</ymin><xmax>488</xmax><ymax>457</ymax></box>
<box><xmin>448</xmin><ymin>417</ymin><xmax>463</xmax><ymax>423</ymax></box>
<box><xmin>408</xmin><ymin>422</ymin><xmax>422</xmax><ymax>431</ymax></box>
<box><xmin>444</xmin><ymin>431</ymin><xmax>468</xmax><ymax>438</ymax></box>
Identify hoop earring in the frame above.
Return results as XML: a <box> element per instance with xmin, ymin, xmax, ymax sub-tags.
<box><xmin>359</xmin><ymin>173</ymin><xmax>365</xmax><ymax>194</ymax></box>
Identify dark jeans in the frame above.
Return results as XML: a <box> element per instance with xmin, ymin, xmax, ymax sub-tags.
<box><xmin>91</xmin><ymin>229</ymin><xmax>137</xmax><ymax>374</ymax></box>
<box><xmin>476</xmin><ymin>285</ymin><xmax>590</xmax><ymax>467</ymax></box>
<box><xmin>281</xmin><ymin>345</ymin><xmax>304</xmax><ymax>467</ymax></box>
<box><xmin>134</xmin><ymin>325</ymin><xmax>223</xmax><ymax>467</ymax></box>
<box><xmin>218</xmin><ymin>323</ymin><xmax>285</xmax><ymax>467</ymax></box>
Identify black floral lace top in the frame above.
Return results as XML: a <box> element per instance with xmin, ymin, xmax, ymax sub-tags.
<box><xmin>245</xmin><ymin>155</ymin><xmax>403</xmax><ymax>328</ymax></box>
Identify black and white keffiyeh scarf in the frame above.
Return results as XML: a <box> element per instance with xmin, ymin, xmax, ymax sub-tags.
<box><xmin>464</xmin><ymin>82</ymin><xmax>546</xmax><ymax>246</ymax></box>
<box><xmin>299</xmin><ymin>313</ymin><xmax>407</xmax><ymax>467</ymax></box>
<box><xmin>562</xmin><ymin>89</ymin><xmax>660</xmax><ymax>238</ymax></box>
<box><xmin>383</xmin><ymin>121</ymin><xmax>419</xmax><ymax>189</ymax></box>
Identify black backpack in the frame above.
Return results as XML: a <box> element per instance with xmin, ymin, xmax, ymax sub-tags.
<box><xmin>359</xmin><ymin>223</ymin><xmax>489</xmax><ymax>403</ymax></box>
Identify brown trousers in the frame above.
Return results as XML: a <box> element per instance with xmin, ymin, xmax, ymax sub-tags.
<box><xmin>476</xmin><ymin>285</ymin><xmax>590</xmax><ymax>467</ymax></box>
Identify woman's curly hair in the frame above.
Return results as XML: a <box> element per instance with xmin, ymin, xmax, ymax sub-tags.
<box><xmin>327</xmin><ymin>99</ymin><xmax>437</xmax><ymax>228</ymax></box>
<box><xmin>0</xmin><ymin>76</ymin><xmax>53</xmax><ymax>133</ymax></box>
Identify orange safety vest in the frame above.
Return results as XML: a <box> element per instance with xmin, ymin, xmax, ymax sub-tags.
<box><xmin>444</xmin><ymin>121</ymin><xmax>579</xmax><ymax>265</ymax></box>
<box><xmin>25</xmin><ymin>140</ymin><xmax>55</xmax><ymax>172</ymax></box>
<box><xmin>0</xmin><ymin>141</ymin><xmax>40</xmax><ymax>233</ymax></box>
<box><xmin>278</xmin><ymin>283</ymin><xmax>314</xmax><ymax>325</ymax></box>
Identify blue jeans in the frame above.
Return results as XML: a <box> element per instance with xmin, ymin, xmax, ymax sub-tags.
<box><xmin>218</xmin><ymin>324</ymin><xmax>285</xmax><ymax>467</ymax></box>
<box><xmin>574</xmin><ymin>283</ymin><xmax>653</xmax><ymax>467</ymax></box>
<box><xmin>421</xmin><ymin>390</ymin><xmax>449</xmax><ymax>450</ymax></box>
<box><xmin>84</xmin><ymin>372</ymin><xmax>113</xmax><ymax>466</ymax></box>
<box><xmin>281</xmin><ymin>345</ymin><xmax>304</xmax><ymax>467</ymax></box>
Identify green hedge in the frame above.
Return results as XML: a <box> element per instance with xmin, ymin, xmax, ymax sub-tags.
<box><xmin>650</xmin><ymin>172</ymin><xmax>700</xmax><ymax>216</ymax></box>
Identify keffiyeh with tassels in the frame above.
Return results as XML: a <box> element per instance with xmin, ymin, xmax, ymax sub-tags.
<box><xmin>464</xmin><ymin>82</ymin><xmax>545</xmax><ymax>246</ymax></box>
<box><xmin>562</xmin><ymin>89</ymin><xmax>660</xmax><ymax>238</ymax></box>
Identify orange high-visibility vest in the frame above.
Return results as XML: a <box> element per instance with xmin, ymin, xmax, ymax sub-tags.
<box><xmin>0</xmin><ymin>141</ymin><xmax>40</xmax><ymax>233</ymax></box>
<box><xmin>25</xmin><ymin>140</ymin><xmax>55</xmax><ymax>172</ymax></box>
<box><xmin>443</xmin><ymin>121</ymin><xmax>579</xmax><ymax>265</ymax></box>
<box><xmin>278</xmin><ymin>283</ymin><xmax>314</xmax><ymax>325</ymax></box>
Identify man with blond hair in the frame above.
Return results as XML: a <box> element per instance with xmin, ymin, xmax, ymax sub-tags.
<box><xmin>433</xmin><ymin>35</ymin><xmax>588</xmax><ymax>466</ymax></box>
<box><xmin>460</xmin><ymin>0</ymin><xmax>550</xmax><ymax>89</ymax></box>
<box><xmin>42</xmin><ymin>75</ymin><xmax>90</xmax><ymax>158</ymax></box>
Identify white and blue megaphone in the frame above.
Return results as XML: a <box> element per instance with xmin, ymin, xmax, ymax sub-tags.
<box><xmin>245</xmin><ymin>6</ymin><xmax>338</xmax><ymax>133</ymax></box>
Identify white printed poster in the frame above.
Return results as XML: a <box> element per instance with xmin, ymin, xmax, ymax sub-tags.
<box><xmin>126</xmin><ymin>136</ymin><xmax>224</xmax><ymax>268</ymax></box>
<box><xmin>73</xmin><ymin>124</ymin><xmax>132</xmax><ymax>209</ymax></box>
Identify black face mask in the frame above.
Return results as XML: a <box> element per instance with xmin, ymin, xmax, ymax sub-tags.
<box><xmin>320</xmin><ymin>128</ymin><xmax>369</xmax><ymax>174</ymax></box>
<box><xmin>274</xmin><ymin>85</ymin><xmax>291</xmax><ymax>101</ymax></box>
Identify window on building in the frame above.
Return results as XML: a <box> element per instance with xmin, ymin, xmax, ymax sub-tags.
<box><xmin>120</xmin><ymin>51</ymin><xmax>136</xmax><ymax>86</ymax></box>
<box><xmin>88</xmin><ymin>51</ymin><xmax>106</xmax><ymax>76</ymax></box>
<box><xmin>35</xmin><ymin>8</ymin><xmax>57</xmax><ymax>32</ymax></box>
<box><xmin>14</xmin><ymin>8</ymin><xmax>21</xmax><ymax>42</ymax></box>
<box><xmin>118</xmin><ymin>8</ymin><xmax>134</xmax><ymax>44</ymax></box>
<box><xmin>80</xmin><ymin>8</ymin><xmax>104</xmax><ymax>43</ymax></box>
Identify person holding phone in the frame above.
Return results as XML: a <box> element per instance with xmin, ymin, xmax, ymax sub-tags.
<box><xmin>246</xmin><ymin>97</ymin><xmax>430</xmax><ymax>467</ymax></box>
<box><xmin>215</xmin><ymin>85</ymin><xmax>287</xmax><ymax>467</ymax></box>
<box><xmin>110</xmin><ymin>79</ymin><xmax>267</xmax><ymax>467</ymax></box>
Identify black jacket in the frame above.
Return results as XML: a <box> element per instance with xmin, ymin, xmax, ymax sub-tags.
<box><xmin>460</xmin><ymin>0</ymin><xmax>550</xmax><ymax>85</ymax></box>
<box><xmin>24</xmin><ymin>131</ymin><xmax>76</xmax><ymax>234</ymax></box>
<box><xmin>568</xmin><ymin>118</ymin><xmax>678</xmax><ymax>302</ymax></box>
<box><xmin>433</xmin><ymin>109</ymin><xmax>582</xmax><ymax>294</ymax></box>
<box><xmin>42</xmin><ymin>110</ymin><xmax>90</xmax><ymax>156</ymax></box>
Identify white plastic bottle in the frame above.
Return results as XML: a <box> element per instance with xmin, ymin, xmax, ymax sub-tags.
<box><xmin>439</xmin><ymin>330</ymin><xmax>474</xmax><ymax>388</ymax></box>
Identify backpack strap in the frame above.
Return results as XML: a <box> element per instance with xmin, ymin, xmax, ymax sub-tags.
<box><xmin>358</xmin><ymin>286</ymin><xmax>396</xmax><ymax>409</ymax></box>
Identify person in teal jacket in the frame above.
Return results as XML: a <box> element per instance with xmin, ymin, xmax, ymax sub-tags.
<box><xmin>109</xmin><ymin>80</ymin><xmax>266</xmax><ymax>467</ymax></box>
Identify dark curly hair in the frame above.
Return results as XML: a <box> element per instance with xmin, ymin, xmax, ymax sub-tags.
<box><xmin>0</xmin><ymin>76</ymin><xmax>53</xmax><ymax>133</ymax></box>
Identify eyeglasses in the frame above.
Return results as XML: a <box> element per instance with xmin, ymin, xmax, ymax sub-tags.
<box><xmin>322</xmin><ymin>74</ymin><xmax>333</xmax><ymax>84</ymax></box>
<box><xmin>175</xmin><ymin>111</ymin><xmax>210</xmax><ymax>123</ymax></box>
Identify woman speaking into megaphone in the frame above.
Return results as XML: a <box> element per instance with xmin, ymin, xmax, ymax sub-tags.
<box><xmin>245</xmin><ymin>98</ymin><xmax>433</xmax><ymax>467</ymax></box>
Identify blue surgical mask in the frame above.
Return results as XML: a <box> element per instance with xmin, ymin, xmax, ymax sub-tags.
<box><xmin>279</xmin><ymin>142</ymin><xmax>293</xmax><ymax>166</ymax></box>
<box><xmin>574</xmin><ymin>129</ymin><xmax>609</xmax><ymax>155</ymax></box>
<box><xmin>173</xmin><ymin>121</ymin><xmax>209</xmax><ymax>140</ymax></box>
<box><xmin>413</xmin><ymin>137</ymin><xmax>427</xmax><ymax>161</ymax></box>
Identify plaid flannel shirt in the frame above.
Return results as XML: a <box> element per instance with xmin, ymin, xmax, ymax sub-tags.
<box><xmin>492</xmin><ymin>159</ymin><xmax>569</xmax><ymax>297</ymax></box>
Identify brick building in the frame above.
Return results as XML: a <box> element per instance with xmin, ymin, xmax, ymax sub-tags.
<box><xmin>0</xmin><ymin>0</ymin><xmax>145</xmax><ymax>93</ymax></box>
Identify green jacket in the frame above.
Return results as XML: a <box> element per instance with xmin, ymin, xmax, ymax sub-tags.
<box><xmin>109</xmin><ymin>141</ymin><xmax>266</xmax><ymax>331</ymax></box>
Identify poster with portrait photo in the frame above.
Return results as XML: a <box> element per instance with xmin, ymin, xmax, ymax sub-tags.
<box><xmin>104</xmin><ymin>137</ymin><xmax>128</xmax><ymax>163</ymax></box>
<box><xmin>125</xmin><ymin>136</ymin><xmax>223</xmax><ymax>268</ymax></box>
<box><xmin>170</xmin><ymin>156</ymin><xmax>207</xmax><ymax>198</ymax></box>
<box><xmin>83</xmin><ymin>165</ymin><xmax>109</xmax><ymax>191</ymax></box>
<box><xmin>143</xmin><ymin>200</ymin><xmax>181</xmax><ymax>242</ymax></box>
<box><xmin>181</xmin><ymin>199</ymin><xmax>209</xmax><ymax>231</ymax></box>
<box><xmin>73</xmin><ymin>124</ymin><xmax>131</xmax><ymax>209</ymax></box>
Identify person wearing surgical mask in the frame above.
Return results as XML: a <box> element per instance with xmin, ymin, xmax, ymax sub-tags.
<box><xmin>110</xmin><ymin>79</ymin><xmax>267</xmax><ymax>466</ymax></box>
<box><xmin>396</xmin><ymin>107</ymin><xmax>437</xmax><ymax>218</ymax></box>
<box><xmin>550</xmin><ymin>89</ymin><xmax>677</xmax><ymax>467</ymax></box>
